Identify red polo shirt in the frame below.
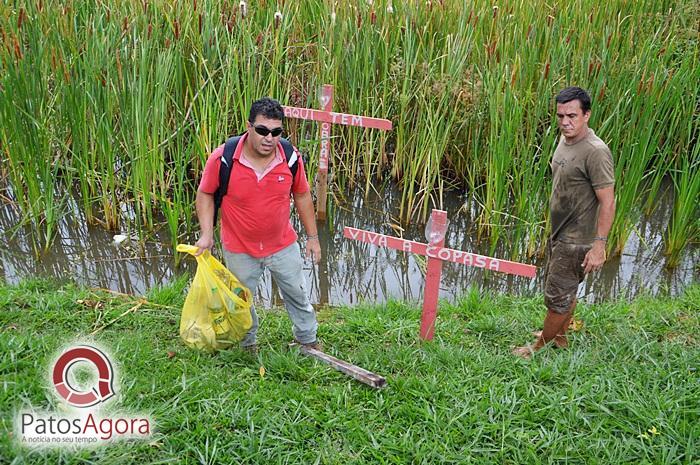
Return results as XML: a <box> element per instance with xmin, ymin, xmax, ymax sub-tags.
<box><xmin>199</xmin><ymin>134</ymin><xmax>310</xmax><ymax>257</ymax></box>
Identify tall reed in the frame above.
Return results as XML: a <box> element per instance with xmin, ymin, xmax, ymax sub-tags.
<box><xmin>0</xmin><ymin>0</ymin><xmax>696</xmax><ymax>264</ymax></box>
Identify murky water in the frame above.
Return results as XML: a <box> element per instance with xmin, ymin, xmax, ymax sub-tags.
<box><xmin>0</xmin><ymin>183</ymin><xmax>697</xmax><ymax>308</ymax></box>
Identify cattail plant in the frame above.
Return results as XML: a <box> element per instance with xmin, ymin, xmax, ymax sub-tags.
<box><xmin>274</xmin><ymin>11</ymin><xmax>282</xmax><ymax>29</ymax></box>
<box><xmin>0</xmin><ymin>0</ymin><xmax>695</xmax><ymax>263</ymax></box>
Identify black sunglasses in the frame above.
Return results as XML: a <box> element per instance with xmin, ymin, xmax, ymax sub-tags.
<box><xmin>252</xmin><ymin>124</ymin><xmax>283</xmax><ymax>137</ymax></box>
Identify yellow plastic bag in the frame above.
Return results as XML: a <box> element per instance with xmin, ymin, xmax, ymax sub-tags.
<box><xmin>176</xmin><ymin>244</ymin><xmax>253</xmax><ymax>352</ymax></box>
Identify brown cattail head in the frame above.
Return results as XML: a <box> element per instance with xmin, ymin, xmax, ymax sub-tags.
<box><xmin>274</xmin><ymin>11</ymin><xmax>282</xmax><ymax>29</ymax></box>
<box><xmin>199</xmin><ymin>13</ymin><xmax>203</xmax><ymax>34</ymax></box>
<box><xmin>193</xmin><ymin>0</ymin><xmax>197</xmax><ymax>12</ymax></box>
<box><xmin>147</xmin><ymin>23</ymin><xmax>152</xmax><ymax>39</ymax></box>
<box><xmin>544</xmin><ymin>61</ymin><xmax>550</xmax><ymax>80</ymax></box>
<box><xmin>18</xmin><ymin>8</ymin><xmax>26</xmax><ymax>30</ymax></box>
<box><xmin>256</xmin><ymin>32</ymin><xmax>263</xmax><ymax>47</ymax></box>
<box><xmin>174</xmin><ymin>19</ymin><xmax>180</xmax><ymax>40</ymax></box>
<box><xmin>357</xmin><ymin>12</ymin><xmax>362</xmax><ymax>28</ymax></box>
<box><xmin>637</xmin><ymin>70</ymin><xmax>646</xmax><ymax>94</ymax></box>
<box><xmin>62</xmin><ymin>54</ymin><xmax>70</xmax><ymax>82</ymax></box>
<box><xmin>370</xmin><ymin>9</ymin><xmax>376</xmax><ymax>25</ymax></box>
<box><xmin>13</xmin><ymin>36</ymin><xmax>22</xmax><ymax>60</ymax></box>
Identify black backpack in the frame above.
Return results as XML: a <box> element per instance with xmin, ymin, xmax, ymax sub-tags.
<box><xmin>213</xmin><ymin>135</ymin><xmax>299</xmax><ymax>224</ymax></box>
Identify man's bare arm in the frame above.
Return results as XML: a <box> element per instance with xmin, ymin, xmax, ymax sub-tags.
<box><xmin>582</xmin><ymin>186</ymin><xmax>615</xmax><ymax>273</ymax></box>
<box><xmin>293</xmin><ymin>191</ymin><xmax>321</xmax><ymax>264</ymax></box>
<box><xmin>194</xmin><ymin>189</ymin><xmax>215</xmax><ymax>255</ymax></box>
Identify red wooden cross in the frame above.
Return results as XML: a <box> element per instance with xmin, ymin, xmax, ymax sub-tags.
<box><xmin>343</xmin><ymin>209</ymin><xmax>537</xmax><ymax>340</ymax></box>
<box><xmin>282</xmin><ymin>85</ymin><xmax>393</xmax><ymax>221</ymax></box>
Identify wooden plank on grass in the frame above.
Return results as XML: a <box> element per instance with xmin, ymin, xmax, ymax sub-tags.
<box><xmin>295</xmin><ymin>345</ymin><xmax>387</xmax><ymax>389</ymax></box>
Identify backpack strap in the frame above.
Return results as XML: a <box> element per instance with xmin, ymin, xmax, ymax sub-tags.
<box><xmin>280</xmin><ymin>138</ymin><xmax>299</xmax><ymax>181</ymax></box>
<box><xmin>213</xmin><ymin>136</ymin><xmax>242</xmax><ymax>225</ymax></box>
<box><xmin>212</xmin><ymin>136</ymin><xmax>300</xmax><ymax>224</ymax></box>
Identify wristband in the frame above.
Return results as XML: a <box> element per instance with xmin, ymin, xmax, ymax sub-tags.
<box><xmin>307</xmin><ymin>234</ymin><xmax>319</xmax><ymax>241</ymax></box>
<box><xmin>593</xmin><ymin>236</ymin><xmax>607</xmax><ymax>242</ymax></box>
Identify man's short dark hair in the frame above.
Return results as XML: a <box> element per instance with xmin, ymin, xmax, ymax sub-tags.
<box><xmin>249</xmin><ymin>97</ymin><xmax>285</xmax><ymax>123</ymax></box>
<box><xmin>555</xmin><ymin>87</ymin><xmax>591</xmax><ymax>113</ymax></box>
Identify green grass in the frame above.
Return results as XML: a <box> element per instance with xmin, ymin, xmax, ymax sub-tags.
<box><xmin>1</xmin><ymin>278</ymin><xmax>698</xmax><ymax>464</ymax></box>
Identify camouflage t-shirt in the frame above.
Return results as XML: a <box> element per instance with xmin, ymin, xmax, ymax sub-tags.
<box><xmin>550</xmin><ymin>128</ymin><xmax>614</xmax><ymax>244</ymax></box>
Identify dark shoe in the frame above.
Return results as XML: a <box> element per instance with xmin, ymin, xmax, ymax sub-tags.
<box><xmin>241</xmin><ymin>344</ymin><xmax>258</xmax><ymax>355</ymax></box>
<box><xmin>296</xmin><ymin>339</ymin><xmax>322</xmax><ymax>351</ymax></box>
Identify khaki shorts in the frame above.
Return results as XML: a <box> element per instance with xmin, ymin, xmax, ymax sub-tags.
<box><xmin>543</xmin><ymin>240</ymin><xmax>591</xmax><ymax>314</ymax></box>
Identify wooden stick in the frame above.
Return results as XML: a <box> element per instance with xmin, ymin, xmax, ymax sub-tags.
<box><xmin>294</xmin><ymin>344</ymin><xmax>387</xmax><ymax>389</ymax></box>
<box><xmin>90</xmin><ymin>301</ymin><xmax>144</xmax><ymax>335</ymax></box>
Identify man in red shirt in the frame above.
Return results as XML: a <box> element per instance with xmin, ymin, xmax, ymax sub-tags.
<box><xmin>194</xmin><ymin>97</ymin><xmax>321</xmax><ymax>352</ymax></box>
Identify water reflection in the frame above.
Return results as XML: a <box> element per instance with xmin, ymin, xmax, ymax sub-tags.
<box><xmin>0</xmin><ymin>197</ymin><xmax>187</xmax><ymax>294</ymax></box>
<box><xmin>0</xmin><ymin>184</ymin><xmax>697</xmax><ymax>308</ymax></box>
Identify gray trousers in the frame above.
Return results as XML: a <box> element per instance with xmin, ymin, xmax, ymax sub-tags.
<box><xmin>223</xmin><ymin>242</ymin><xmax>318</xmax><ymax>347</ymax></box>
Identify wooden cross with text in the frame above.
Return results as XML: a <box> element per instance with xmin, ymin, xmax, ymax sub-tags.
<box><xmin>343</xmin><ymin>209</ymin><xmax>537</xmax><ymax>340</ymax></box>
<box><xmin>282</xmin><ymin>85</ymin><xmax>393</xmax><ymax>221</ymax></box>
